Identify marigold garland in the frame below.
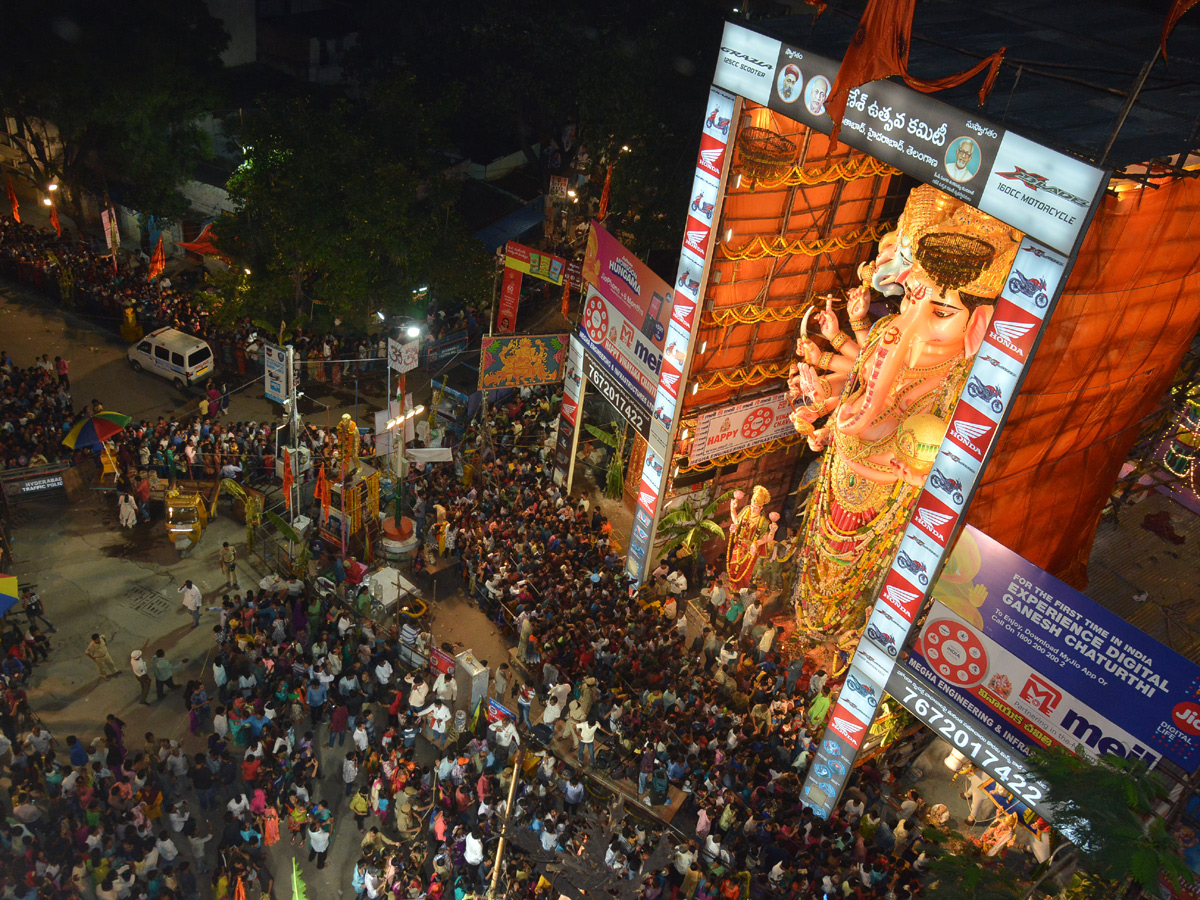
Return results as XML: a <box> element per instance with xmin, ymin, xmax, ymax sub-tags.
<box><xmin>695</xmin><ymin>362</ymin><xmax>792</xmax><ymax>391</ymax></box>
<box><xmin>679</xmin><ymin>433</ymin><xmax>806</xmax><ymax>473</ymax></box>
<box><xmin>719</xmin><ymin>221</ymin><xmax>893</xmax><ymax>262</ymax></box>
<box><xmin>749</xmin><ymin>155</ymin><xmax>899</xmax><ymax>189</ymax></box>
<box><xmin>707</xmin><ymin>305</ymin><xmax>809</xmax><ymax>326</ymax></box>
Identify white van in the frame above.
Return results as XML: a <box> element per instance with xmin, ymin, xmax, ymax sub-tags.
<box><xmin>128</xmin><ymin>327</ymin><xmax>215</xmax><ymax>389</ymax></box>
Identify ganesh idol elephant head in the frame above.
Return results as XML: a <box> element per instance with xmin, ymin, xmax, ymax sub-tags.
<box><xmin>836</xmin><ymin>203</ymin><xmax>1022</xmax><ymax>448</ymax></box>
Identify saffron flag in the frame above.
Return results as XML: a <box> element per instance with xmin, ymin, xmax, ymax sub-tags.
<box><xmin>1162</xmin><ymin>0</ymin><xmax>1200</xmax><ymax>60</ymax></box>
<box><xmin>6</xmin><ymin>177</ymin><xmax>19</xmax><ymax>224</ymax></box>
<box><xmin>234</xmin><ymin>877</ymin><xmax>246</xmax><ymax>900</ymax></box>
<box><xmin>282</xmin><ymin>448</ymin><xmax>293</xmax><ymax>509</ymax></box>
<box><xmin>49</xmin><ymin>204</ymin><xmax>61</xmax><ymax>237</ymax></box>
<box><xmin>597</xmin><ymin>164</ymin><xmax>613</xmax><ymax>219</ymax></box>
<box><xmin>316</xmin><ymin>463</ymin><xmax>331</xmax><ymax>523</ymax></box>
<box><xmin>176</xmin><ymin>221</ymin><xmax>220</xmax><ymax>257</ymax></box>
<box><xmin>148</xmin><ymin>235</ymin><xmax>165</xmax><ymax>281</ymax></box>
<box><xmin>824</xmin><ymin>0</ymin><xmax>1005</xmax><ymax>145</ymax></box>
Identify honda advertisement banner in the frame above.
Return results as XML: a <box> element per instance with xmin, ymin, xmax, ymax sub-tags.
<box><xmin>713</xmin><ymin>21</ymin><xmax>1105</xmax><ymax>255</ymax></box>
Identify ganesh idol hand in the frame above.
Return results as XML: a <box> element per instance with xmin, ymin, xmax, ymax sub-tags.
<box><xmin>807</xmin><ymin>427</ymin><xmax>829</xmax><ymax>452</ymax></box>
<box><xmin>846</xmin><ymin>286</ymin><xmax>870</xmax><ymax>323</ymax></box>
<box><xmin>816</xmin><ymin>296</ymin><xmax>840</xmax><ymax>342</ymax></box>
<box><xmin>889</xmin><ymin>457</ymin><xmax>928</xmax><ymax>489</ymax></box>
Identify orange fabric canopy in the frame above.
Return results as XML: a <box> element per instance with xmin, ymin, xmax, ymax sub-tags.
<box><xmin>968</xmin><ymin>175</ymin><xmax>1200</xmax><ymax>586</ymax></box>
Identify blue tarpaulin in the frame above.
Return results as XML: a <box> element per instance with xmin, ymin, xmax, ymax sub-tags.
<box><xmin>474</xmin><ymin>197</ymin><xmax>545</xmax><ymax>253</ymax></box>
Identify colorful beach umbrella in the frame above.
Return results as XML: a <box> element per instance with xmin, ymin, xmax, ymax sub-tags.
<box><xmin>0</xmin><ymin>575</ymin><xmax>18</xmax><ymax>617</ymax></box>
<box><xmin>61</xmin><ymin>411</ymin><xmax>132</xmax><ymax>449</ymax></box>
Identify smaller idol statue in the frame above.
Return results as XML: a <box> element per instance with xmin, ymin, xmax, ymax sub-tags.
<box><xmin>725</xmin><ymin>485</ymin><xmax>779</xmax><ymax>592</ymax></box>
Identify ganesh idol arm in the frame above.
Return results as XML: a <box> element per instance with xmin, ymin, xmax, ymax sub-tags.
<box><xmin>814</xmin><ymin>297</ymin><xmax>861</xmax><ymax>367</ymax></box>
<box><xmin>795</xmin><ymin>338</ymin><xmax>854</xmax><ymax>377</ymax></box>
<box><xmin>846</xmin><ymin>285</ymin><xmax>873</xmax><ymax>345</ymax></box>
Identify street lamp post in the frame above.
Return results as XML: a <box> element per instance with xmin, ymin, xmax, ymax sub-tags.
<box><xmin>387</xmin><ymin>403</ymin><xmax>425</xmax><ymax>525</ymax></box>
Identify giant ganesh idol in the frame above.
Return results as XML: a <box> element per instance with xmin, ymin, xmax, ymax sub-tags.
<box><xmin>788</xmin><ymin>186</ymin><xmax>1020</xmax><ymax>639</ymax></box>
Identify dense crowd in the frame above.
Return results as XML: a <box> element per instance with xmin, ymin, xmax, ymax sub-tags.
<box><xmin>0</xmin><ymin>392</ymin><xmax>934</xmax><ymax>898</ymax></box>
<box><xmin>0</xmin><ymin>215</ymin><xmax>480</xmax><ymax>472</ymax></box>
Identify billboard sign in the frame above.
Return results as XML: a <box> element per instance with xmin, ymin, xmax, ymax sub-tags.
<box><xmin>263</xmin><ymin>342</ymin><xmax>289</xmax><ymax>404</ymax></box>
<box><xmin>497</xmin><ymin>267</ymin><xmax>522</xmax><ymax>333</ymax></box>
<box><xmin>505</xmin><ymin>240</ymin><xmax>566</xmax><ymax>286</ymax></box>
<box><xmin>577</xmin><ymin>284</ymin><xmax>662</xmax><ymax>411</ymax></box>
<box><xmin>479</xmin><ymin>334</ymin><xmax>569</xmax><ymax>390</ymax></box>
<box><xmin>582</xmin><ymin>223</ymin><xmax>674</xmax><ymax>349</ymax></box>
<box><xmin>691</xmin><ymin>391</ymin><xmax>798</xmax><ymax>465</ymax></box>
<box><xmin>583</xmin><ymin>351</ymin><xmax>652</xmax><ymax>438</ymax></box>
<box><xmin>905</xmin><ymin>527</ymin><xmax>1200</xmax><ymax>774</ymax></box>
<box><xmin>713</xmin><ymin>21</ymin><xmax>1106</xmax><ymax>255</ymax></box>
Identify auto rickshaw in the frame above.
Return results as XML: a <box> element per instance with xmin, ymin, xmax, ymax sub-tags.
<box><xmin>166</xmin><ymin>489</ymin><xmax>209</xmax><ymax>552</ymax></box>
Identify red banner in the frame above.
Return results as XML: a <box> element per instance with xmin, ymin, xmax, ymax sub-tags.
<box><xmin>497</xmin><ymin>267</ymin><xmax>522</xmax><ymax>333</ymax></box>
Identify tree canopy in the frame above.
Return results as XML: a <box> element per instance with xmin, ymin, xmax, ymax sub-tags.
<box><xmin>216</xmin><ymin>81</ymin><xmax>492</xmax><ymax>326</ymax></box>
<box><xmin>0</xmin><ymin>0</ymin><xmax>228</xmax><ymax>220</ymax></box>
<box><xmin>345</xmin><ymin>0</ymin><xmax>728</xmax><ymax>255</ymax></box>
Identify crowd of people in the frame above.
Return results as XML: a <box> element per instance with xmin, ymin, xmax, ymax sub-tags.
<box><xmin>0</xmin><ymin>214</ymin><xmax>481</xmax><ymax>473</ymax></box>
<box><xmin>0</xmin><ymin>381</ymin><xmax>939</xmax><ymax>900</ymax></box>
<box><xmin>0</xmin><ymin>218</ymin><xmax>939</xmax><ymax>900</ymax></box>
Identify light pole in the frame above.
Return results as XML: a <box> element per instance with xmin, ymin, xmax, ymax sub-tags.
<box><xmin>387</xmin><ymin>403</ymin><xmax>425</xmax><ymax>526</ymax></box>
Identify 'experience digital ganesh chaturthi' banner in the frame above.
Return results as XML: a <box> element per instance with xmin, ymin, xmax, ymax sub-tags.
<box><xmin>893</xmin><ymin>525</ymin><xmax>1200</xmax><ymax>774</ymax></box>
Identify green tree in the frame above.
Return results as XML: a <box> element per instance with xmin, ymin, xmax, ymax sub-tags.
<box><xmin>0</xmin><ymin>0</ymin><xmax>228</xmax><ymax>221</ymax></box>
<box><xmin>1024</xmin><ymin>745</ymin><xmax>1191</xmax><ymax>894</ymax></box>
<box><xmin>655</xmin><ymin>489</ymin><xmax>734</xmax><ymax>559</ymax></box>
<box><xmin>216</xmin><ymin>84</ymin><xmax>492</xmax><ymax>325</ymax></box>
<box><xmin>344</xmin><ymin>0</ymin><xmax>726</xmax><ymax>256</ymax></box>
<box><xmin>583</xmin><ymin>422</ymin><xmax>627</xmax><ymax>500</ymax></box>
<box><xmin>922</xmin><ymin>844</ymin><xmax>1023</xmax><ymax>900</ymax></box>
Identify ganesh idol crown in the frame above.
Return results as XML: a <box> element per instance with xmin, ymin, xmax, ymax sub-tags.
<box><xmin>788</xmin><ymin>185</ymin><xmax>1021</xmax><ymax>639</ymax></box>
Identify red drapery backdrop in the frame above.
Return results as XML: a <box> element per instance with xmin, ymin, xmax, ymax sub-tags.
<box><xmin>968</xmin><ymin>176</ymin><xmax>1200</xmax><ymax>586</ymax></box>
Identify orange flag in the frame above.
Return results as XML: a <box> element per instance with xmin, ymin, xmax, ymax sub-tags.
<box><xmin>282</xmin><ymin>448</ymin><xmax>294</xmax><ymax>509</ymax></box>
<box><xmin>234</xmin><ymin>877</ymin><xmax>247</xmax><ymax>900</ymax></box>
<box><xmin>6</xmin><ymin>177</ymin><xmax>20</xmax><ymax>224</ymax></box>
<box><xmin>148</xmin><ymin>235</ymin><xmax>165</xmax><ymax>281</ymax></box>
<box><xmin>49</xmin><ymin>204</ymin><xmax>61</xmax><ymax>237</ymax></box>
<box><xmin>316</xmin><ymin>463</ymin><xmax>331</xmax><ymax>523</ymax></box>
<box><xmin>1162</xmin><ymin>0</ymin><xmax>1200</xmax><ymax>60</ymax></box>
<box><xmin>597</xmin><ymin>164</ymin><xmax>613</xmax><ymax>219</ymax></box>
<box><xmin>825</xmin><ymin>0</ymin><xmax>1005</xmax><ymax>145</ymax></box>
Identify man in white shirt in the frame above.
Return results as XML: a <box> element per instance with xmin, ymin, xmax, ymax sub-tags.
<box><xmin>178</xmin><ymin>580</ymin><xmax>203</xmax><ymax>629</ymax></box>
<box><xmin>423</xmin><ymin>699</ymin><xmax>452</xmax><ymax>748</ymax></box>
<box><xmin>493</xmin><ymin>716</ymin><xmax>518</xmax><ymax>759</ymax></box>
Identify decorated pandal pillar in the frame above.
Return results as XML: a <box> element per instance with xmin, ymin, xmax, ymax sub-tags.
<box><xmin>787</xmin><ymin>185</ymin><xmax>1022</xmax><ymax>646</ymax></box>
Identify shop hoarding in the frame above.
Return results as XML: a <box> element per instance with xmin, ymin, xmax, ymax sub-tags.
<box><xmin>578</xmin><ymin>284</ymin><xmax>663</xmax><ymax>412</ymax></box>
<box><xmin>714</xmin><ymin>22</ymin><xmax>1105</xmax><ymax>256</ymax></box>
<box><xmin>624</xmin><ymin>84</ymin><xmax>736</xmax><ymax>582</ymax></box>
<box><xmin>505</xmin><ymin>240</ymin><xmax>566</xmax><ymax>286</ymax></box>
<box><xmin>263</xmin><ymin>342</ymin><xmax>289</xmax><ymax>404</ymax></box>
<box><xmin>582</xmin><ymin>351</ymin><xmax>652</xmax><ymax>438</ymax></box>
<box><xmin>691</xmin><ymin>392</ymin><xmax>796</xmax><ymax>465</ymax></box>
<box><xmin>801</xmin><ymin>234</ymin><xmax>1092</xmax><ymax>819</ymax></box>
<box><xmin>899</xmin><ymin>527</ymin><xmax>1200</xmax><ymax>776</ymax></box>
<box><xmin>478</xmin><ymin>334</ymin><xmax>569</xmax><ymax>391</ymax></box>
